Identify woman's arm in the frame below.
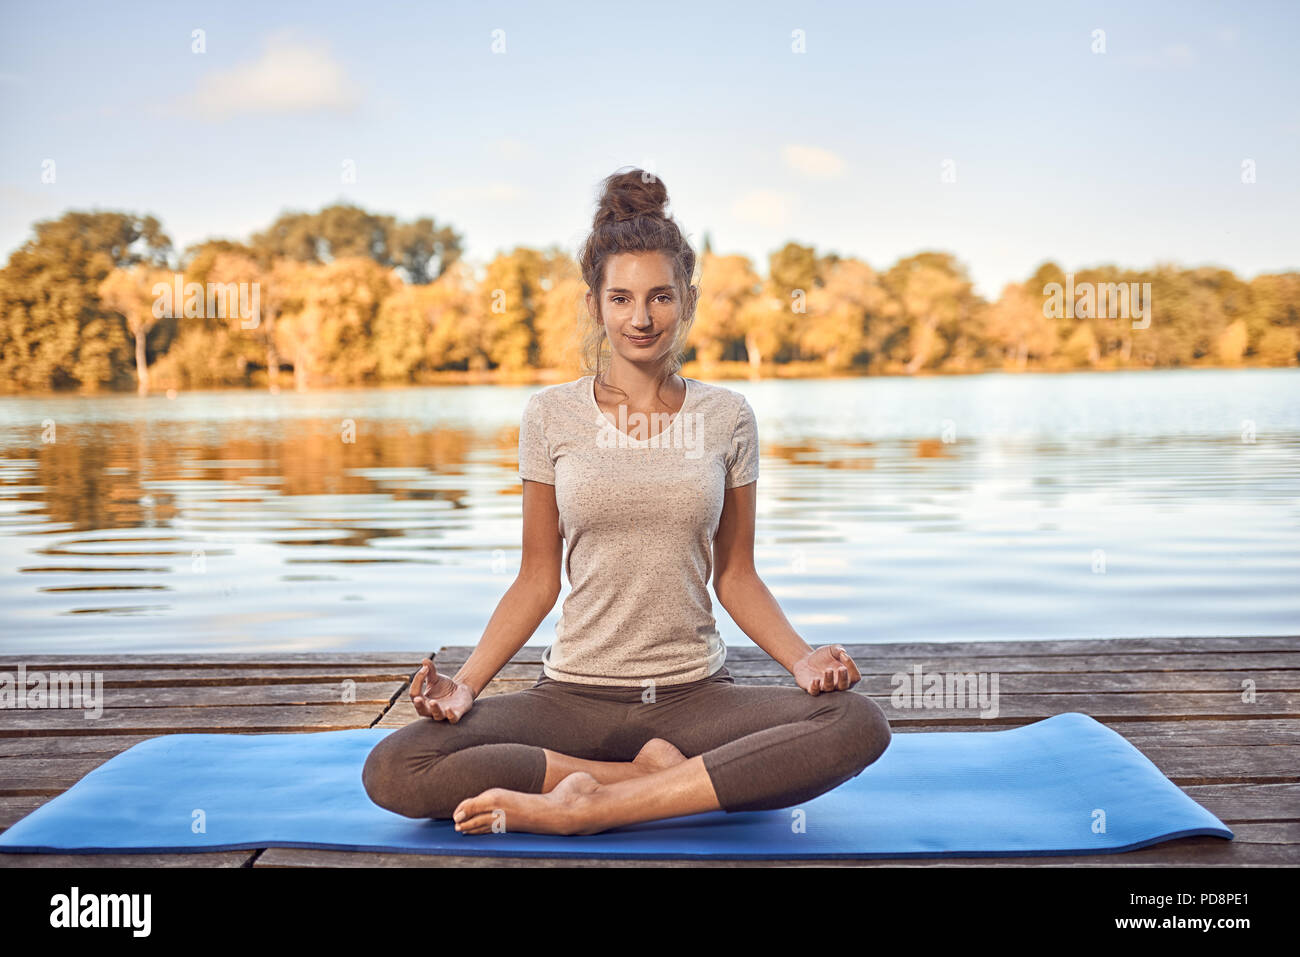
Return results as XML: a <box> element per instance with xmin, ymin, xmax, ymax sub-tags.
<box><xmin>712</xmin><ymin>482</ymin><xmax>814</xmax><ymax>672</ymax></box>
<box><xmin>451</xmin><ymin>478</ymin><xmax>563</xmax><ymax>697</ymax></box>
<box><xmin>713</xmin><ymin>482</ymin><xmax>860</xmax><ymax>692</ymax></box>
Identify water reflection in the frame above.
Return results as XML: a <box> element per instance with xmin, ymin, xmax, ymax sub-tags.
<box><xmin>0</xmin><ymin>369</ymin><xmax>1297</xmax><ymax>653</ymax></box>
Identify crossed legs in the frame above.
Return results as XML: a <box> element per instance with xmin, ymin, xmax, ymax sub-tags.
<box><xmin>362</xmin><ymin>668</ymin><xmax>892</xmax><ymax>835</ymax></box>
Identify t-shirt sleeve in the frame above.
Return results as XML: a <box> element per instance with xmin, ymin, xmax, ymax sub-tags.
<box><xmin>724</xmin><ymin>395</ymin><xmax>760</xmax><ymax>488</ymax></box>
<box><xmin>518</xmin><ymin>393</ymin><xmax>556</xmax><ymax>485</ymax></box>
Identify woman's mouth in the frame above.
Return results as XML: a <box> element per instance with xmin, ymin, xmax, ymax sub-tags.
<box><xmin>625</xmin><ymin>332</ymin><xmax>661</xmax><ymax>345</ymax></box>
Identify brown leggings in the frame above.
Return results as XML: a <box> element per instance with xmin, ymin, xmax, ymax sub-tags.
<box><xmin>362</xmin><ymin>666</ymin><xmax>892</xmax><ymax>819</ymax></box>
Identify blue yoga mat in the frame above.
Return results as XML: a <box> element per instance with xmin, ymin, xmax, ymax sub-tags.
<box><xmin>0</xmin><ymin>712</ymin><xmax>1231</xmax><ymax>859</ymax></box>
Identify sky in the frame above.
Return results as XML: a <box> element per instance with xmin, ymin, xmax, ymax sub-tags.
<box><xmin>1</xmin><ymin>0</ymin><xmax>1297</xmax><ymax>298</ymax></box>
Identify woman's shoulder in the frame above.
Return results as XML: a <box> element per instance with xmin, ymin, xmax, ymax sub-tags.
<box><xmin>522</xmin><ymin>377</ymin><xmax>593</xmax><ymax>428</ymax></box>
<box><xmin>527</xmin><ymin>375</ymin><xmax>590</xmax><ymax>405</ymax></box>
<box><xmin>687</xmin><ymin>377</ymin><xmax>753</xmax><ymax>414</ymax></box>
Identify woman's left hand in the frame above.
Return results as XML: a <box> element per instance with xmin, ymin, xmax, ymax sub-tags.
<box><xmin>792</xmin><ymin>644</ymin><xmax>861</xmax><ymax>695</ymax></box>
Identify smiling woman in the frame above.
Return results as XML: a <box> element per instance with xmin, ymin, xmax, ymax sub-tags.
<box><xmin>361</xmin><ymin>167</ymin><xmax>891</xmax><ymax>837</ymax></box>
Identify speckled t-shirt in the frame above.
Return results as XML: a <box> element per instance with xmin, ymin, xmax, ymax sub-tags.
<box><xmin>517</xmin><ymin>374</ymin><xmax>760</xmax><ymax>686</ymax></box>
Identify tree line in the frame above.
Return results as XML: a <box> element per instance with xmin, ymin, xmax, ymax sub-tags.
<box><xmin>0</xmin><ymin>205</ymin><xmax>1296</xmax><ymax>394</ymax></box>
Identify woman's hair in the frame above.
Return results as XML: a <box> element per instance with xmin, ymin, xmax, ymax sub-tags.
<box><xmin>578</xmin><ymin>167</ymin><xmax>698</xmax><ymax>403</ymax></box>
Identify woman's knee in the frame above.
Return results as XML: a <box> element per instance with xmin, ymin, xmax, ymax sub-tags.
<box><xmin>362</xmin><ymin>728</ymin><xmax>445</xmax><ymax>819</ymax></box>
<box><xmin>361</xmin><ymin>734</ymin><xmax>404</xmax><ymax>812</ymax></box>
<box><xmin>831</xmin><ymin>691</ymin><xmax>892</xmax><ymax>771</ymax></box>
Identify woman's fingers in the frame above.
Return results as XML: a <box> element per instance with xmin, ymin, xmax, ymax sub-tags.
<box><xmin>410</xmin><ymin>660</ymin><xmax>443</xmax><ymax>719</ymax></box>
<box><xmin>409</xmin><ymin>663</ymin><xmax>428</xmax><ymax>707</ymax></box>
<box><xmin>800</xmin><ymin>646</ymin><xmax>866</xmax><ymax>695</ymax></box>
<box><xmin>832</xmin><ymin>645</ymin><xmax>861</xmax><ymax>686</ymax></box>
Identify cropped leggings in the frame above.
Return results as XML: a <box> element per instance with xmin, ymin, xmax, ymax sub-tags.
<box><xmin>362</xmin><ymin>666</ymin><xmax>892</xmax><ymax>819</ymax></box>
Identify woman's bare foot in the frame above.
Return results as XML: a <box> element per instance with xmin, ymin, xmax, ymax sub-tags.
<box><xmin>453</xmin><ymin>771</ymin><xmax>602</xmax><ymax>836</ymax></box>
<box><xmin>632</xmin><ymin>737</ymin><xmax>687</xmax><ymax>775</ymax></box>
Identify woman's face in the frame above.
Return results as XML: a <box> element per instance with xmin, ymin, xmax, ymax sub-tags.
<box><xmin>588</xmin><ymin>251</ymin><xmax>694</xmax><ymax>367</ymax></box>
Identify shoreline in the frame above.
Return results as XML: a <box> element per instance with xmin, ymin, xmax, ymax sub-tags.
<box><xmin>1</xmin><ymin>359</ymin><xmax>1296</xmax><ymax>399</ymax></box>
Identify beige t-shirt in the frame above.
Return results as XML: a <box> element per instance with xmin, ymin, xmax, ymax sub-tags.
<box><xmin>517</xmin><ymin>374</ymin><xmax>760</xmax><ymax>686</ymax></box>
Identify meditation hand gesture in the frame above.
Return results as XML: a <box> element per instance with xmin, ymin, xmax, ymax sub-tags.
<box><xmin>792</xmin><ymin>644</ymin><xmax>861</xmax><ymax>695</ymax></box>
<box><xmin>409</xmin><ymin>658</ymin><xmax>476</xmax><ymax>723</ymax></box>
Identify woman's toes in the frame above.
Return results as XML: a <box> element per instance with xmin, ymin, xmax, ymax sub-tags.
<box><xmin>453</xmin><ymin>788</ymin><xmax>502</xmax><ymax>824</ymax></box>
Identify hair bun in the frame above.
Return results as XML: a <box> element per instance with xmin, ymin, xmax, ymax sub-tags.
<box><xmin>593</xmin><ymin>168</ymin><xmax>670</xmax><ymax>228</ymax></box>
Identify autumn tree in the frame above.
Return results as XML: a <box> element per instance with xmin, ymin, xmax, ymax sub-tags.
<box><xmin>98</xmin><ymin>264</ymin><xmax>173</xmax><ymax>394</ymax></box>
<box><xmin>251</xmin><ymin>204</ymin><xmax>462</xmax><ymax>283</ymax></box>
<box><xmin>479</xmin><ymin>249</ymin><xmax>548</xmax><ymax>373</ymax></box>
<box><xmin>373</xmin><ymin>258</ymin><xmax>479</xmax><ymax>380</ymax></box>
<box><xmin>801</xmin><ymin>258</ymin><xmax>888</xmax><ymax>371</ymax></box>
<box><xmin>982</xmin><ymin>282</ymin><xmax>1057</xmax><ymax>369</ymax></box>
<box><xmin>882</xmin><ymin>252</ymin><xmax>979</xmax><ymax>374</ymax></box>
<box><xmin>692</xmin><ymin>253</ymin><xmax>761</xmax><ymax>368</ymax></box>
<box><xmin>0</xmin><ymin>211</ymin><xmax>171</xmax><ymax>392</ymax></box>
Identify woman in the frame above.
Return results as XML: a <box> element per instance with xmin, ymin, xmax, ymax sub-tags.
<box><xmin>362</xmin><ymin>167</ymin><xmax>891</xmax><ymax>837</ymax></box>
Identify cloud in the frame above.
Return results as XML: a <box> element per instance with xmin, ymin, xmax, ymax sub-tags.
<box><xmin>732</xmin><ymin>190</ymin><xmax>792</xmax><ymax>227</ymax></box>
<box><xmin>782</xmin><ymin>145</ymin><xmax>846</xmax><ymax>178</ymax></box>
<box><xmin>186</xmin><ymin>33</ymin><xmax>359</xmax><ymax>119</ymax></box>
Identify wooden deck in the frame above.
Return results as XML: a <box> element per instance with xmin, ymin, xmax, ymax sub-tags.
<box><xmin>1</xmin><ymin>636</ymin><xmax>1296</xmax><ymax>867</ymax></box>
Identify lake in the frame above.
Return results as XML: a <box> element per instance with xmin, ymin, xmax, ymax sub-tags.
<box><xmin>0</xmin><ymin>368</ymin><xmax>1296</xmax><ymax>655</ymax></box>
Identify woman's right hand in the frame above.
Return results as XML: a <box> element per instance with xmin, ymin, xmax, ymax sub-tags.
<box><xmin>409</xmin><ymin>657</ymin><xmax>476</xmax><ymax>723</ymax></box>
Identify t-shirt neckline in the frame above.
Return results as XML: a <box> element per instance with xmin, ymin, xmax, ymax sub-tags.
<box><xmin>588</xmin><ymin>374</ymin><xmax>692</xmax><ymax>445</ymax></box>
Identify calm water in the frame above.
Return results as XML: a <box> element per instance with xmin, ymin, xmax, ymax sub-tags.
<box><xmin>0</xmin><ymin>368</ymin><xmax>1296</xmax><ymax>654</ymax></box>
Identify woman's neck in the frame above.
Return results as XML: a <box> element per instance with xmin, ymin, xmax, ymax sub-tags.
<box><xmin>595</xmin><ymin>363</ymin><xmax>683</xmax><ymax>410</ymax></box>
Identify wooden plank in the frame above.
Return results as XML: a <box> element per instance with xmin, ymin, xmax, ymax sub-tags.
<box><xmin>0</xmin><ymin>705</ymin><xmax>392</xmax><ymax>735</ymax></box>
<box><xmin>433</xmin><ymin>637</ymin><xmax>1300</xmax><ymax>664</ymax></box>
<box><xmin>718</xmin><ymin>653</ymin><xmax>1300</xmax><ymax>674</ymax></box>
<box><xmin>405</xmin><ymin>657</ymin><xmax>1300</xmax><ymax>686</ymax></box>
<box><xmin>0</xmin><ymin>666</ymin><xmax>419</xmax><ymax>688</ymax></box>
<box><xmin>0</xmin><ymin>756</ymin><xmax>114</xmax><ymax>793</ymax></box>
<box><xmin>1185</xmin><ymin>783</ymin><xmax>1300</xmax><ymax>822</ymax></box>
<box><xmin>1137</xmin><ymin>747</ymin><xmax>1300</xmax><ymax>783</ymax></box>
<box><xmin>1226</xmin><ymin>822</ymin><xmax>1300</xmax><ymax>844</ymax></box>
<box><xmin>0</xmin><ymin>735</ymin><xmax>159</xmax><ymax>758</ymax></box>
<box><xmin>53</xmin><ymin>679</ymin><xmax>406</xmax><ymax>708</ymax></box>
<box><xmin>884</xmin><ymin>720</ymin><xmax>1300</xmax><ymax>747</ymax></box>
<box><xmin>854</xmin><ymin>672</ymin><xmax>1300</xmax><ymax>693</ymax></box>
<box><xmin>0</xmin><ymin>851</ymin><xmax>255</xmax><ymax>867</ymax></box>
<box><xmin>382</xmin><ymin>684</ymin><xmax>1300</xmax><ymax>724</ymax></box>
<box><xmin>1103</xmin><ymin>719</ymin><xmax>1300</xmax><ymax>747</ymax></box>
<box><xmin>782</xmin><ymin>687</ymin><xmax>1300</xmax><ymax>721</ymax></box>
<box><xmin>432</xmin><ymin>654</ymin><xmax>1300</xmax><ymax>675</ymax></box>
<box><xmin>253</xmin><ymin>832</ymin><xmax>1293</xmax><ymax>868</ymax></box>
<box><xmin>0</xmin><ymin>652</ymin><xmax>432</xmax><ymax>668</ymax></box>
<box><xmin>0</xmin><ymin>796</ymin><xmax>49</xmax><ymax>831</ymax></box>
